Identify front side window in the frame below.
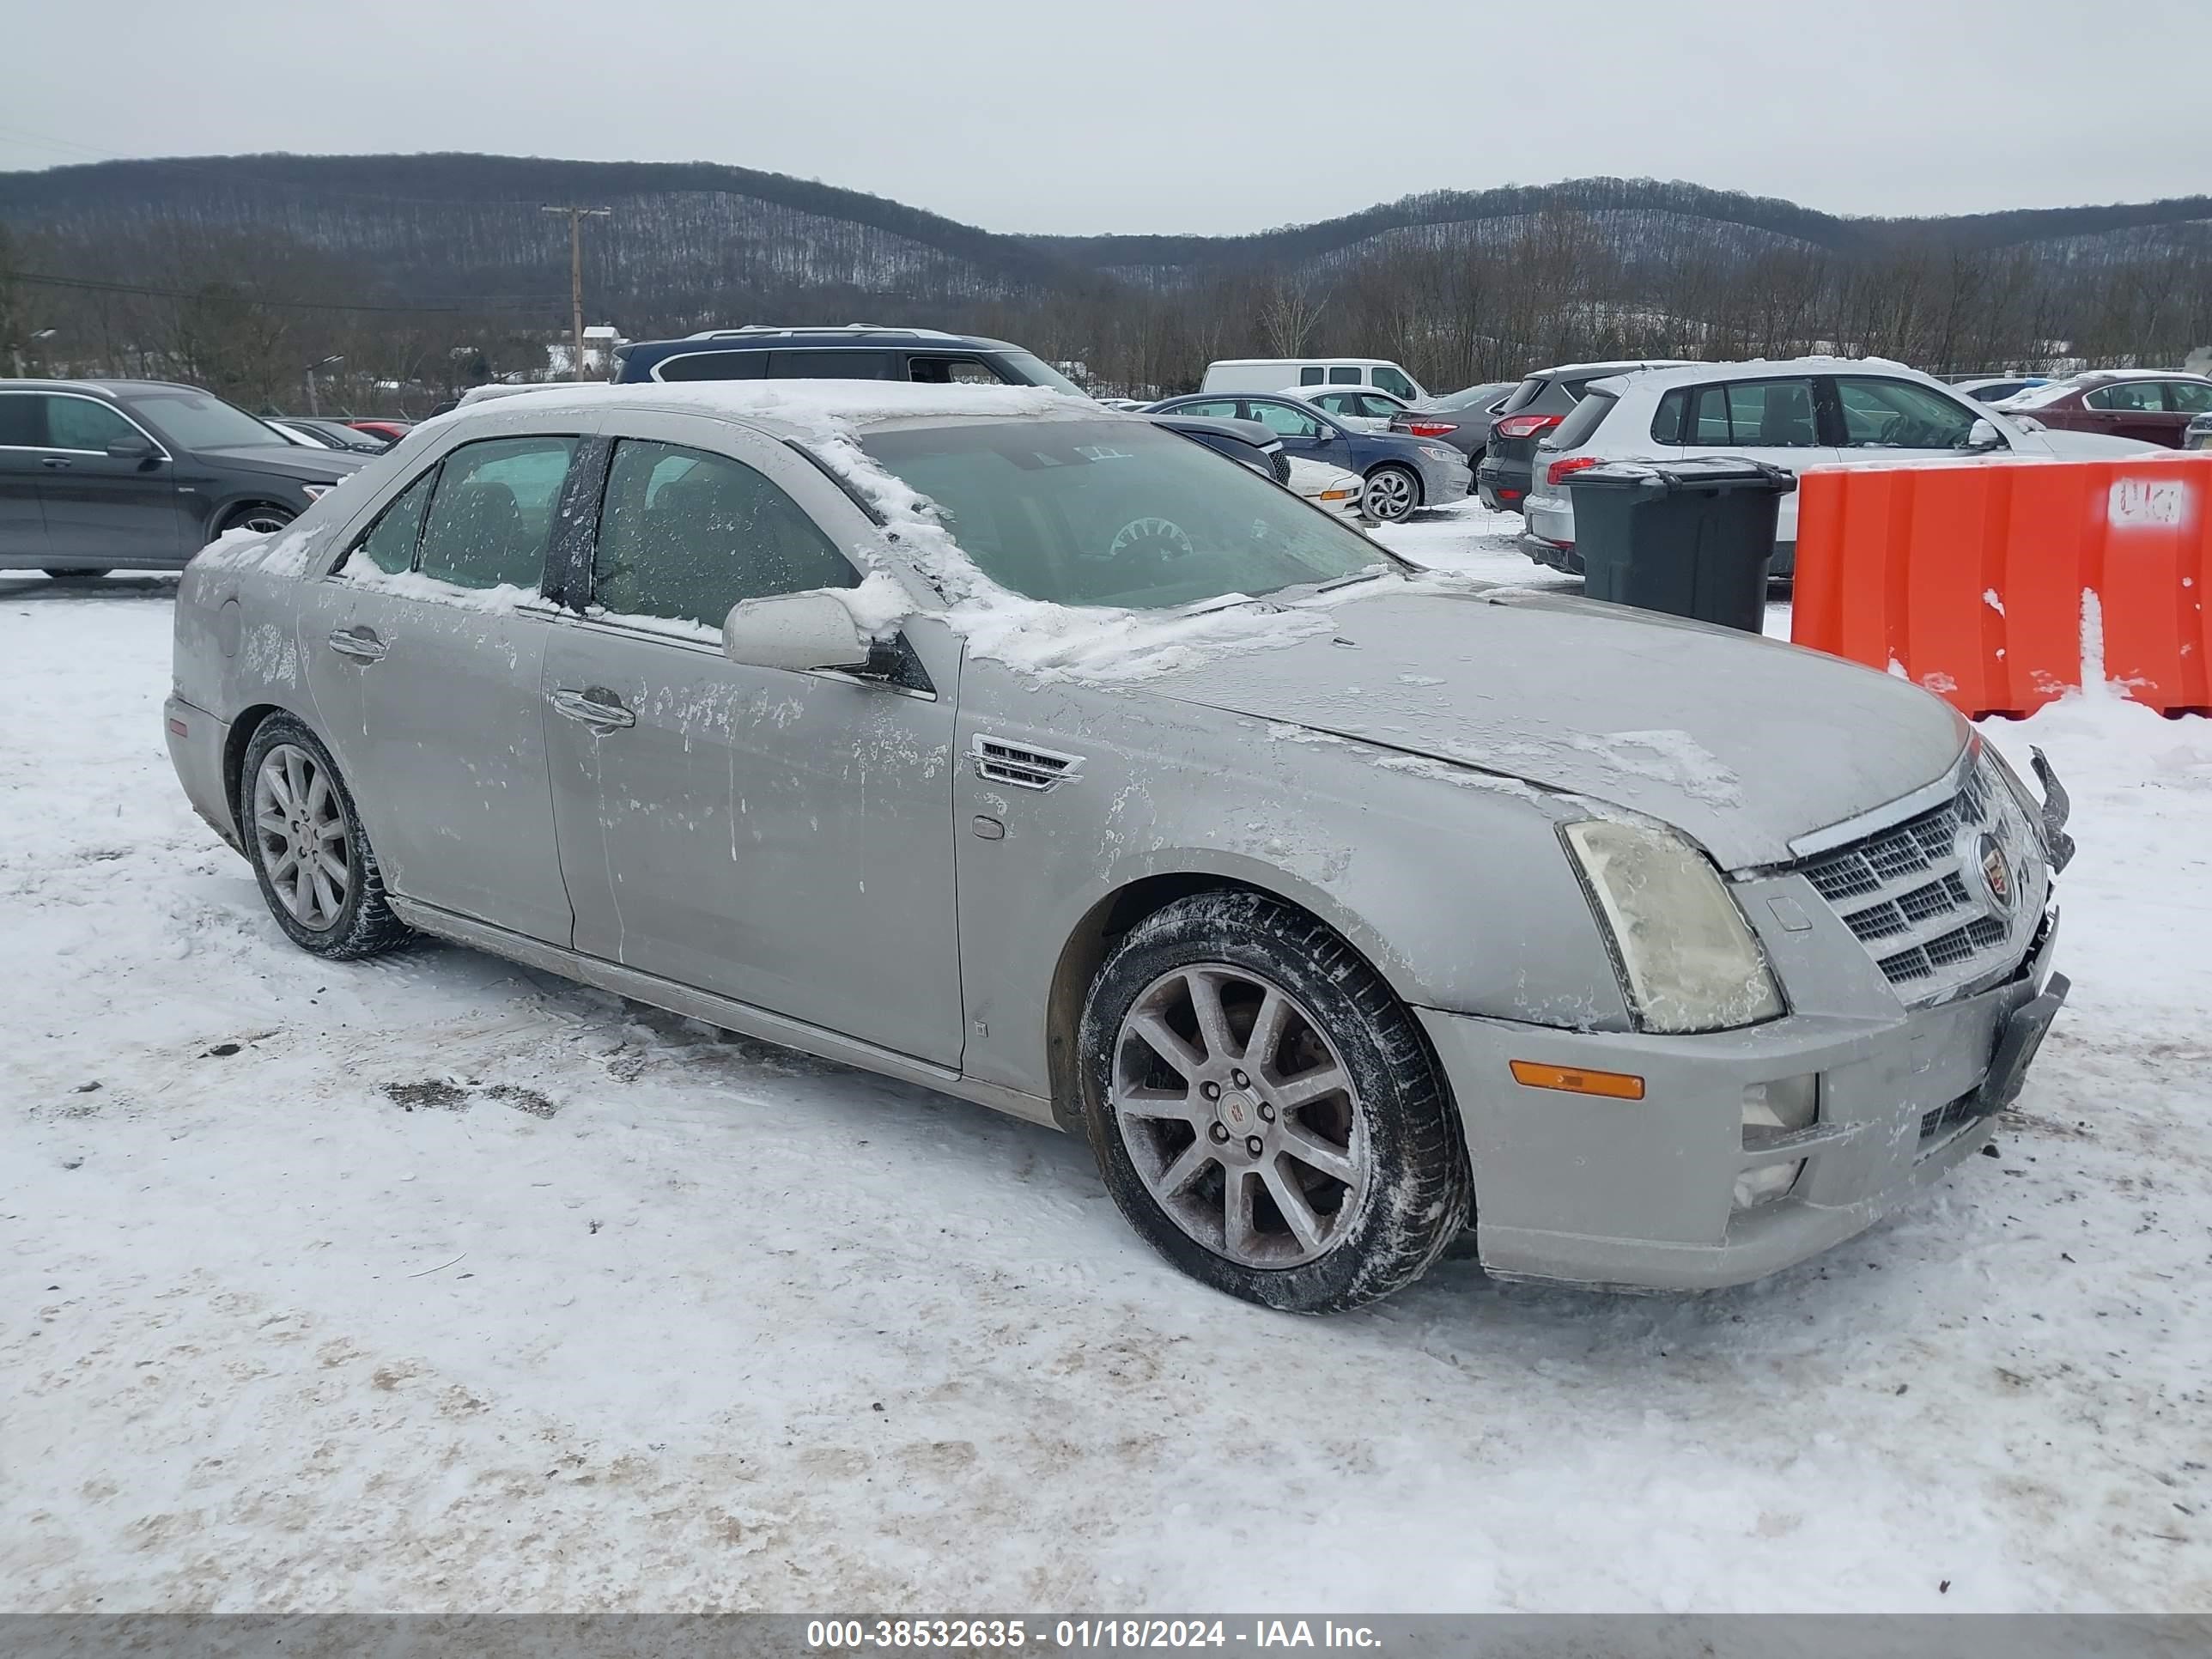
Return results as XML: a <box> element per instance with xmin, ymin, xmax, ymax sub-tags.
<box><xmin>350</xmin><ymin>470</ymin><xmax>436</xmax><ymax>574</ymax></box>
<box><xmin>1371</xmin><ymin>366</ymin><xmax>1416</xmax><ymax>399</ymax></box>
<box><xmin>860</xmin><ymin>418</ymin><xmax>1394</xmax><ymax>611</ymax></box>
<box><xmin>1832</xmin><ymin>378</ymin><xmax>1978</xmax><ymax>449</ymax></box>
<box><xmin>592</xmin><ymin>440</ymin><xmax>855</xmax><ymax>628</ymax></box>
<box><xmin>2084</xmin><ymin>380</ymin><xmax>2165</xmax><ymax>412</ymax></box>
<box><xmin>767</xmin><ymin>349</ymin><xmax>896</xmax><ymax>380</ymax></box>
<box><xmin>415</xmin><ymin>435</ymin><xmax>579</xmax><ymax>592</ymax></box>
<box><xmin>44</xmin><ymin>396</ymin><xmax>141</xmax><ymax>453</ymax></box>
<box><xmin>1328</xmin><ymin>366</ymin><xmax>1362</xmax><ymax>385</ymax></box>
<box><xmin>908</xmin><ymin>356</ymin><xmax>1006</xmax><ymax>386</ymax></box>
<box><xmin>1247</xmin><ymin>401</ymin><xmax>1324</xmax><ymax>439</ymax></box>
<box><xmin>2168</xmin><ymin>381</ymin><xmax>2212</xmax><ymax>414</ymax></box>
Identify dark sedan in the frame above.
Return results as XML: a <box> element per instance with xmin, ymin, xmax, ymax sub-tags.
<box><xmin>1996</xmin><ymin>372</ymin><xmax>2212</xmax><ymax>448</ymax></box>
<box><xmin>1145</xmin><ymin>392</ymin><xmax>1469</xmax><ymax>521</ymax></box>
<box><xmin>1477</xmin><ymin>360</ymin><xmax>1693</xmax><ymax>512</ymax></box>
<box><xmin>1389</xmin><ymin>380</ymin><xmax>1517</xmax><ymax>465</ymax></box>
<box><xmin>2</xmin><ymin>380</ymin><xmax>367</xmax><ymax>578</ymax></box>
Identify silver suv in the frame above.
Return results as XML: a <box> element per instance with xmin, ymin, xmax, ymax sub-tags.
<box><xmin>165</xmin><ymin>384</ymin><xmax>2073</xmax><ymax>1312</ymax></box>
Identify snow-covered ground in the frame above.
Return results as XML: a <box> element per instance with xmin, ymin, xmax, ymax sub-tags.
<box><xmin>4</xmin><ymin>508</ymin><xmax>2209</xmax><ymax>1613</ymax></box>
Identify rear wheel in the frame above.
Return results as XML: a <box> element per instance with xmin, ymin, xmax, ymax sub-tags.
<box><xmin>1079</xmin><ymin>891</ymin><xmax>1471</xmax><ymax>1313</ymax></box>
<box><xmin>1363</xmin><ymin>464</ymin><xmax>1420</xmax><ymax>523</ymax></box>
<box><xmin>240</xmin><ymin>715</ymin><xmax>410</xmax><ymax>959</ymax></box>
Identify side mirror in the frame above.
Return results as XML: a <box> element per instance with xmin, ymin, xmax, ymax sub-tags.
<box><xmin>722</xmin><ymin>589</ymin><xmax>872</xmax><ymax>673</ymax></box>
<box><xmin>1966</xmin><ymin>418</ymin><xmax>2005</xmax><ymax>452</ymax></box>
<box><xmin>106</xmin><ymin>435</ymin><xmax>158</xmax><ymax>461</ymax></box>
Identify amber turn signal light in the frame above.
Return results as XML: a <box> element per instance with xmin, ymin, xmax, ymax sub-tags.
<box><xmin>1509</xmin><ymin>1060</ymin><xmax>1646</xmax><ymax>1100</ymax></box>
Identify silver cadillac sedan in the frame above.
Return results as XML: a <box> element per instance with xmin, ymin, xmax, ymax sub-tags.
<box><xmin>164</xmin><ymin>383</ymin><xmax>2073</xmax><ymax>1313</ymax></box>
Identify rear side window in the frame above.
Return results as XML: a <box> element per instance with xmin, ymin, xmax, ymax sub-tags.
<box><xmin>0</xmin><ymin>392</ymin><xmax>43</xmax><ymax>447</ymax></box>
<box><xmin>2084</xmin><ymin>381</ymin><xmax>2164</xmax><ymax>412</ymax></box>
<box><xmin>1328</xmin><ymin>367</ymin><xmax>1362</xmax><ymax>385</ymax></box>
<box><xmin>1170</xmin><ymin>398</ymin><xmax>1240</xmax><ymax>419</ymax></box>
<box><xmin>351</xmin><ymin>470</ymin><xmax>436</xmax><ymax>574</ymax></box>
<box><xmin>768</xmin><ymin>350</ymin><xmax>895</xmax><ymax>380</ymax></box>
<box><xmin>416</xmin><ymin>435</ymin><xmax>580</xmax><ymax>592</ymax></box>
<box><xmin>1371</xmin><ymin>366</ymin><xmax>1416</xmax><ymax>399</ymax></box>
<box><xmin>1670</xmin><ymin>379</ymin><xmax>1822</xmax><ymax>447</ymax></box>
<box><xmin>1549</xmin><ymin>390</ymin><xmax>1617</xmax><ymax>451</ymax></box>
<box><xmin>908</xmin><ymin>356</ymin><xmax>1005</xmax><ymax>385</ymax></box>
<box><xmin>656</xmin><ymin>351</ymin><xmax>766</xmax><ymax>382</ymax></box>
<box><xmin>591</xmin><ymin>439</ymin><xmax>855</xmax><ymax>629</ymax></box>
<box><xmin>1299</xmin><ymin>367</ymin><xmax>1325</xmax><ymax>386</ymax></box>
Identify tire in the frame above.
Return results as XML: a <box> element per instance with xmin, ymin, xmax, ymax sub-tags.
<box><xmin>42</xmin><ymin>568</ymin><xmax>111</xmax><ymax>580</ymax></box>
<box><xmin>238</xmin><ymin>714</ymin><xmax>411</xmax><ymax>960</ymax></box>
<box><xmin>1078</xmin><ymin>890</ymin><xmax>1471</xmax><ymax>1314</ymax></box>
<box><xmin>1362</xmin><ymin>464</ymin><xmax>1420</xmax><ymax>523</ymax></box>
<box><xmin>217</xmin><ymin>503</ymin><xmax>296</xmax><ymax>538</ymax></box>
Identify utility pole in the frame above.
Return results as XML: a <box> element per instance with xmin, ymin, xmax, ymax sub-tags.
<box><xmin>541</xmin><ymin>204</ymin><xmax>611</xmax><ymax>380</ymax></box>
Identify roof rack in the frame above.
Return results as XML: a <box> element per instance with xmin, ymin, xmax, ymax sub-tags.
<box><xmin>679</xmin><ymin>324</ymin><xmax>969</xmax><ymax>343</ymax></box>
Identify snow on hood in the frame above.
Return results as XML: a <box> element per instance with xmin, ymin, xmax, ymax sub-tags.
<box><xmin>1142</xmin><ymin>586</ymin><xmax>1970</xmax><ymax>868</ymax></box>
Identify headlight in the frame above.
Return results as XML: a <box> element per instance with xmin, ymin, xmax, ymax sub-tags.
<box><xmin>1975</xmin><ymin>742</ymin><xmax>2045</xmax><ymax>856</ymax></box>
<box><xmin>1564</xmin><ymin>820</ymin><xmax>1784</xmax><ymax>1033</ymax></box>
<box><xmin>1418</xmin><ymin>444</ymin><xmax>1456</xmax><ymax>464</ymax></box>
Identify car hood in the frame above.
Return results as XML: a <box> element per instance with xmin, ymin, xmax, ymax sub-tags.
<box><xmin>1146</xmin><ymin>586</ymin><xmax>1967</xmax><ymax>869</ymax></box>
<box><xmin>196</xmin><ymin>445</ymin><xmax>368</xmax><ymax>481</ymax></box>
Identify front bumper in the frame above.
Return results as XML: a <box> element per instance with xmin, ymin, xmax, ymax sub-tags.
<box><xmin>1419</xmin><ymin>914</ymin><xmax>2065</xmax><ymax>1292</ymax></box>
<box><xmin>164</xmin><ymin>694</ymin><xmax>240</xmax><ymax>854</ymax></box>
<box><xmin>1423</xmin><ymin>453</ymin><xmax>1473</xmax><ymax>505</ymax></box>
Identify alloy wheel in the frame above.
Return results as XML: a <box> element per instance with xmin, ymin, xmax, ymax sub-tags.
<box><xmin>1111</xmin><ymin>963</ymin><xmax>1370</xmax><ymax>1268</ymax></box>
<box><xmin>251</xmin><ymin>743</ymin><xmax>351</xmax><ymax>931</ymax></box>
<box><xmin>1364</xmin><ymin>468</ymin><xmax>1416</xmax><ymax>521</ymax></box>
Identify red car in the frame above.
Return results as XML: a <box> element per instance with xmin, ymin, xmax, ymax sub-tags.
<box><xmin>1998</xmin><ymin>371</ymin><xmax>2212</xmax><ymax>447</ymax></box>
<box><xmin>344</xmin><ymin>419</ymin><xmax>412</xmax><ymax>444</ymax></box>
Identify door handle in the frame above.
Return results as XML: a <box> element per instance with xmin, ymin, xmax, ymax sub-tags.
<box><xmin>40</xmin><ymin>455</ymin><xmax>72</xmax><ymax>471</ymax></box>
<box><xmin>550</xmin><ymin>687</ymin><xmax>635</xmax><ymax>729</ymax></box>
<box><xmin>326</xmin><ymin>626</ymin><xmax>387</xmax><ymax>662</ymax></box>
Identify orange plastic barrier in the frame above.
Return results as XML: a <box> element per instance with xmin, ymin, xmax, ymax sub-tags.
<box><xmin>1791</xmin><ymin>453</ymin><xmax>2212</xmax><ymax>718</ymax></box>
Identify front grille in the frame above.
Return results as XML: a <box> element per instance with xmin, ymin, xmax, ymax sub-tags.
<box><xmin>1920</xmin><ymin>1087</ymin><xmax>1984</xmax><ymax>1142</ymax></box>
<box><xmin>1791</xmin><ymin>755</ymin><xmax>2046</xmax><ymax>1006</ymax></box>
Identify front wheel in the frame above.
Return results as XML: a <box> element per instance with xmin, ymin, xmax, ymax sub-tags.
<box><xmin>1362</xmin><ymin>464</ymin><xmax>1420</xmax><ymax>523</ymax></box>
<box><xmin>1078</xmin><ymin>891</ymin><xmax>1471</xmax><ymax>1313</ymax></box>
<box><xmin>217</xmin><ymin>503</ymin><xmax>296</xmax><ymax>538</ymax></box>
<box><xmin>240</xmin><ymin>715</ymin><xmax>410</xmax><ymax>959</ymax></box>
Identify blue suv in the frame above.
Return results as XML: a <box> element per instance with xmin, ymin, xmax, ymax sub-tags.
<box><xmin>612</xmin><ymin>326</ymin><xmax>1090</xmax><ymax>393</ymax></box>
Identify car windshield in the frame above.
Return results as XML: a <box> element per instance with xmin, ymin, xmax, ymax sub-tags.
<box><xmin>860</xmin><ymin>418</ymin><xmax>1397</xmax><ymax>611</ymax></box>
<box><xmin>1995</xmin><ymin>382</ymin><xmax>2077</xmax><ymax>410</ymax></box>
<box><xmin>130</xmin><ymin>388</ymin><xmax>295</xmax><ymax>449</ymax></box>
<box><xmin>998</xmin><ymin>350</ymin><xmax>1090</xmax><ymax>398</ymax></box>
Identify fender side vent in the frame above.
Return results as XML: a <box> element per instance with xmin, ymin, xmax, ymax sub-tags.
<box><xmin>972</xmin><ymin>736</ymin><xmax>1083</xmax><ymax>792</ymax></box>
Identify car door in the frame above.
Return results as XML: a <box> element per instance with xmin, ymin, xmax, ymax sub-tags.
<box><xmin>2166</xmin><ymin>380</ymin><xmax>2212</xmax><ymax>447</ymax></box>
<box><xmin>2081</xmin><ymin>380</ymin><xmax>2174</xmax><ymax>446</ymax></box>
<box><xmin>296</xmin><ymin>430</ymin><xmax>583</xmax><ymax>944</ymax></box>
<box><xmin>0</xmin><ymin>392</ymin><xmax>50</xmax><ymax>566</ymax></box>
<box><xmin>1241</xmin><ymin>398</ymin><xmax>1352</xmax><ymax>467</ymax></box>
<box><xmin>1673</xmin><ymin>377</ymin><xmax>1838</xmax><ymax>544</ymax></box>
<box><xmin>28</xmin><ymin>393</ymin><xmax>188</xmax><ymax>565</ymax></box>
<box><xmin>539</xmin><ymin>414</ymin><xmax>963</xmax><ymax>1067</ymax></box>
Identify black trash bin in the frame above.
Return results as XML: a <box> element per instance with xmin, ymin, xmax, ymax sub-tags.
<box><xmin>1565</xmin><ymin>458</ymin><xmax>1796</xmax><ymax>632</ymax></box>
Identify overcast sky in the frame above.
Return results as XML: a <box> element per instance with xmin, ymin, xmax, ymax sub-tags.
<box><xmin>5</xmin><ymin>0</ymin><xmax>2207</xmax><ymax>236</ymax></box>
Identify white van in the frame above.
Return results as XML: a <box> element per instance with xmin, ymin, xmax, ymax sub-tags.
<box><xmin>1200</xmin><ymin>358</ymin><xmax>1429</xmax><ymax>402</ymax></box>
